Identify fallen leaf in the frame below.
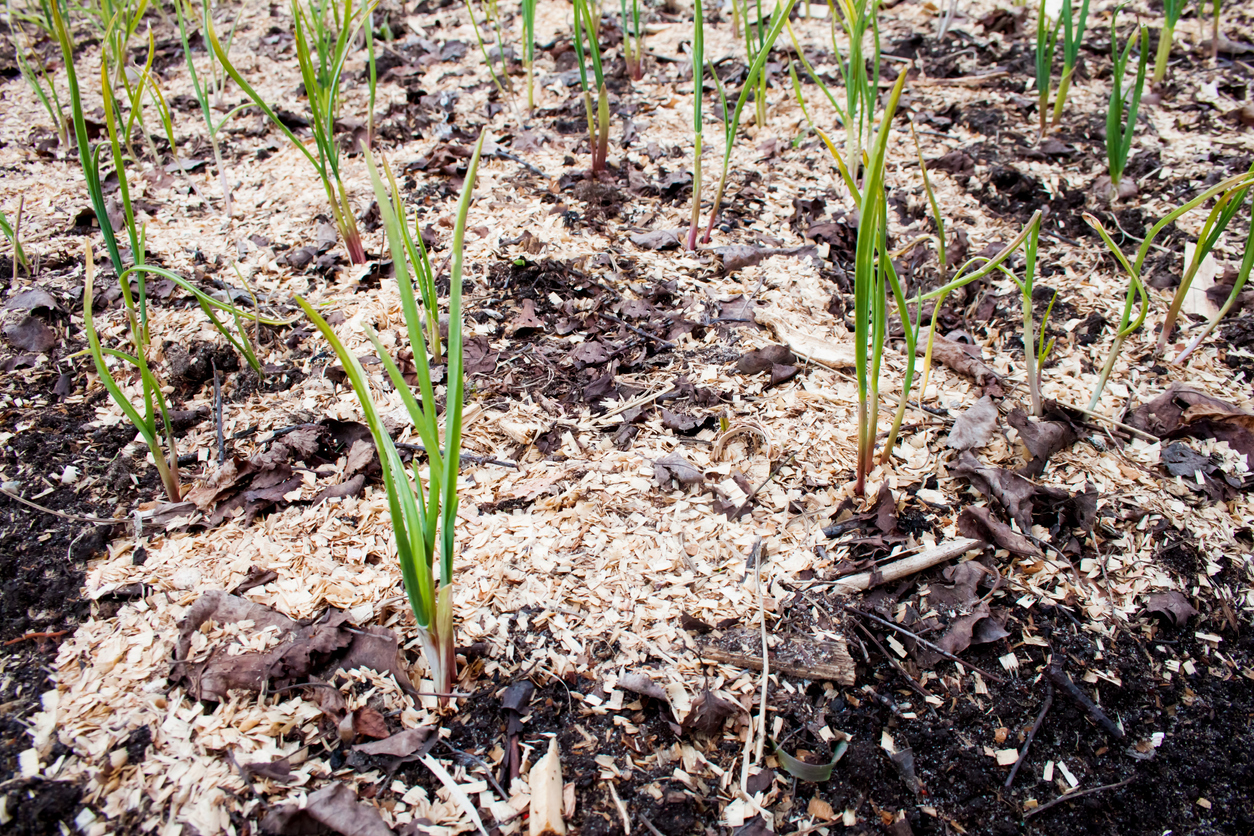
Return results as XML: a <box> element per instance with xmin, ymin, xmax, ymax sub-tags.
<box><xmin>629</xmin><ymin>229</ymin><xmax>683</xmax><ymax>250</ymax></box>
<box><xmin>936</xmin><ymin>601</ymin><xmax>996</xmax><ymax>655</ymax></box>
<box><xmin>1008</xmin><ymin>405</ymin><xmax>1081</xmax><ymax>478</ymax></box>
<box><xmin>653</xmin><ymin>453</ymin><xmax>704</xmax><ymax>488</ymax></box>
<box><xmin>957</xmin><ymin>506</ymin><xmax>1041</xmax><ymax>557</ymax></box>
<box><xmin>1144</xmin><ymin>592</ymin><xmax>1199</xmax><ymax>627</ymax></box>
<box><xmin>170</xmin><ymin>592</ymin><xmax>418</xmax><ymax>701</ymax></box>
<box><xmin>353</xmin><ymin>708</ymin><xmax>390</xmax><ymax>739</ymax></box>
<box><xmin>917</xmin><ymin>336</ymin><xmax>1004</xmax><ymax>396</ymax></box>
<box><xmin>737</xmin><ymin>344</ymin><xmax>797</xmax><ymax>374</ymax></box>
<box><xmin>682</xmin><ymin>689</ymin><xmax>741</xmax><ymax>735</ymax></box>
<box><xmin>353</xmin><ymin>728</ymin><xmax>433</xmax><ymax>758</ymax></box>
<box><xmin>950</xmin><ymin>451</ymin><xmax>1066</xmax><ymax>530</ymax></box>
<box><xmin>1126</xmin><ymin>383</ymin><xmax>1254</xmax><ymax>461</ymax></box>
<box><xmin>261</xmin><ymin>783</ymin><xmax>394</xmax><ymax>836</ymax></box>
<box><xmin>4</xmin><ymin>316</ymin><xmax>57</xmax><ymax>353</ymax></box>
<box><xmin>948</xmin><ymin>395</ymin><xmax>999</xmax><ymax>450</ymax></box>
<box><xmin>507</xmin><ymin>298</ymin><xmax>545</xmax><ymax>335</ymax></box>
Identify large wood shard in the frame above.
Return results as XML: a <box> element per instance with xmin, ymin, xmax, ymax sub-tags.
<box><xmin>700</xmin><ymin>630</ymin><xmax>857</xmax><ymax>686</ymax></box>
<box><xmin>529</xmin><ymin>737</ymin><xmax>566</xmax><ymax>836</ymax></box>
<box><xmin>829</xmin><ymin>537</ymin><xmax>984</xmax><ymax>594</ymax></box>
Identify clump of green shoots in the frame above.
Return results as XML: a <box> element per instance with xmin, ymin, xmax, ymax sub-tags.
<box><xmin>785</xmin><ymin>0</ymin><xmax>882</xmax><ymax>199</ymax></box>
<box><xmin>522</xmin><ymin>0</ymin><xmax>537</xmax><ymax>111</ymax></box>
<box><xmin>1152</xmin><ymin>0</ymin><xmax>1187</xmax><ymax>86</ymax></box>
<box><xmin>296</xmin><ymin>133</ymin><xmax>486</xmax><ymax>703</ymax></box>
<box><xmin>464</xmin><ymin>0</ymin><xmax>513</xmax><ymax>100</ymax></box>
<box><xmin>1049</xmin><ymin>0</ymin><xmax>1089</xmax><ymax>129</ymax></box>
<box><xmin>990</xmin><ymin>214</ymin><xmax>1055</xmax><ymax>416</ymax></box>
<box><xmin>1</xmin><ymin>201</ymin><xmax>28</xmax><ymax>278</ymax></box>
<box><xmin>171</xmin><ymin>0</ymin><xmax>249</xmax><ymax>216</ymax></box>
<box><xmin>1174</xmin><ymin>194</ymin><xmax>1254</xmax><ymax>364</ymax></box>
<box><xmin>686</xmin><ymin>0</ymin><xmax>704</xmax><ymax>250</ymax></box>
<box><xmin>620</xmin><ymin>0</ymin><xmax>644</xmax><ymax>81</ymax></box>
<box><xmin>49</xmin><ymin>0</ymin><xmax>141</xmax><ymax>278</ymax></box>
<box><xmin>1034</xmin><ymin>0</ymin><xmax>1060</xmax><ymax>137</ymax></box>
<box><xmin>1033</xmin><ymin>0</ymin><xmax>1089</xmax><ymax>135</ymax></box>
<box><xmin>209</xmin><ymin>0</ymin><xmax>369</xmax><ymax>263</ymax></box>
<box><xmin>573</xmin><ymin>0</ymin><xmax>610</xmax><ymax>172</ymax></box>
<box><xmin>1082</xmin><ymin>168</ymin><xmax>1254</xmax><ymax>409</ymax></box>
<box><xmin>851</xmin><ymin>69</ymin><xmax>907</xmax><ymax>494</ymax></box>
<box><xmin>1155</xmin><ymin>170</ymin><xmax>1254</xmax><ymax>356</ymax></box>
<box><xmin>83</xmin><ymin>243</ymin><xmax>181</xmax><ymax>502</ymax></box>
<box><xmin>699</xmin><ymin>0</ymin><xmax>798</xmax><ymax>241</ymax></box>
<box><xmin>1104</xmin><ymin>16</ymin><xmax>1148</xmax><ymax>201</ymax></box>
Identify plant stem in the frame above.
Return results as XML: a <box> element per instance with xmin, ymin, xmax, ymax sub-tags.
<box><xmin>1152</xmin><ymin>22</ymin><xmax>1174</xmax><ymax>85</ymax></box>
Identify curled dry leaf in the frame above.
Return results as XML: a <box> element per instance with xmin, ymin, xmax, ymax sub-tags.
<box><xmin>916</xmin><ymin>335</ymin><xmax>1004</xmax><ymax>396</ymax></box>
<box><xmin>950</xmin><ymin>451</ymin><xmax>1044</xmax><ymax>530</ymax></box>
<box><xmin>1008</xmin><ymin>406</ymin><xmax>1081</xmax><ymax>478</ymax></box>
<box><xmin>652</xmin><ymin>452</ymin><xmax>704</xmax><ymax>488</ymax></box>
<box><xmin>682</xmin><ymin>689</ymin><xmax>742</xmax><ymax>735</ymax></box>
<box><xmin>261</xmin><ymin>783</ymin><xmax>394</xmax><ymax>836</ymax></box>
<box><xmin>170</xmin><ymin>591</ymin><xmax>419</xmax><ymax>701</ymax></box>
<box><xmin>1144</xmin><ymin>592</ymin><xmax>1200</xmax><ymax>627</ymax></box>
<box><xmin>936</xmin><ymin>602</ymin><xmax>1009</xmax><ymax>656</ymax></box>
<box><xmin>737</xmin><ymin>344</ymin><xmax>797</xmax><ymax>375</ymax></box>
<box><xmin>353</xmin><ymin>727</ymin><xmax>434</xmax><ymax>758</ymax></box>
<box><xmin>1127</xmin><ymin>383</ymin><xmax>1254</xmax><ymax>461</ymax></box>
<box><xmin>948</xmin><ymin>395</ymin><xmax>999</xmax><ymax>451</ymax></box>
<box><xmin>957</xmin><ymin>506</ymin><xmax>1042</xmax><ymax>557</ymax></box>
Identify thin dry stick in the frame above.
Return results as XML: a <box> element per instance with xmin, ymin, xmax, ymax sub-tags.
<box><xmin>1004</xmin><ymin>681</ymin><xmax>1053</xmax><ymax>789</ymax></box>
<box><xmin>857</xmin><ymin>609</ymin><xmax>1007</xmax><ymax>683</ymax></box>
<box><xmin>738</xmin><ymin>537</ymin><xmax>769</xmax><ymax>795</ymax></box>
<box><xmin>851</xmin><ymin>618</ymin><xmax>931</xmax><ymax>699</ymax></box>
<box><xmin>1046</xmin><ymin>662</ymin><xmax>1124</xmax><ymax>739</ymax></box>
<box><xmin>0</xmin><ymin>487</ymin><xmax>125</xmax><ymax>525</ymax></box>
<box><xmin>1024</xmin><ymin>776</ymin><xmax>1135</xmax><ymax>818</ymax></box>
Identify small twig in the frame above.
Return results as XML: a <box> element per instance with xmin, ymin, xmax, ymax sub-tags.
<box><xmin>638</xmin><ymin>812</ymin><xmax>667</xmax><ymax>836</ymax></box>
<box><xmin>1005</xmin><ymin>682</ymin><xmax>1053</xmax><ymax>789</ymax></box>
<box><xmin>213</xmin><ymin>363</ymin><xmax>226</xmax><ymax>463</ymax></box>
<box><xmin>851</xmin><ymin>619</ymin><xmax>931</xmax><ymax>700</ymax></box>
<box><xmin>438</xmin><ymin>739</ymin><xmax>510</xmax><ymax>801</ymax></box>
<box><xmin>1045</xmin><ymin>662</ymin><xmax>1124</xmax><ymax>739</ymax></box>
<box><xmin>733</xmin><ymin>447</ymin><xmax>803</xmax><ymax>517</ymax></box>
<box><xmin>596</xmin><ymin>311</ymin><xmax>676</xmax><ymax>349</ymax></box>
<box><xmin>394</xmin><ymin>443</ymin><xmax>518</xmax><ymax>469</ymax></box>
<box><xmin>856</xmin><ymin>610</ymin><xmax>1007</xmax><ymax>683</ymax></box>
<box><xmin>3</xmin><ymin>630</ymin><xmax>69</xmax><ymax>646</ymax></box>
<box><xmin>0</xmin><ymin>487</ymin><xmax>124</xmax><ymax>526</ymax></box>
<box><xmin>1024</xmin><ymin>776</ymin><xmax>1135</xmax><ymax>818</ymax></box>
<box><xmin>739</xmin><ymin>537</ymin><xmax>769</xmax><ymax>795</ymax></box>
<box><xmin>1056</xmin><ymin>400</ymin><xmax>1158</xmax><ymax>442</ymax></box>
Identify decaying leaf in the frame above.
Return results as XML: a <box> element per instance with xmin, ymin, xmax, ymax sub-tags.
<box><xmin>737</xmin><ymin>344</ymin><xmax>797</xmax><ymax>375</ymax></box>
<box><xmin>629</xmin><ymin>228</ymin><xmax>683</xmax><ymax>250</ymax></box>
<box><xmin>4</xmin><ymin>316</ymin><xmax>57</xmax><ymax>353</ymax></box>
<box><xmin>653</xmin><ymin>452</ymin><xmax>704</xmax><ymax>488</ymax></box>
<box><xmin>948</xmin><ymin>395</ymin><xmax>999</xmax><ymax>451</ymax></box>
<box><xmin>1008</xmin><ymin>405</ymin><xmax>1081</xmax><ymax>478</ymax></box>
<box><xmin>170</xmin><ymin>591</ymin><xmax>418</xmax><ymax>701</ymax></box>
<box><xmin>950</xmin><ymin>451</ymin><xmax>1065</xmax><ymax>530</ymax></box>
<box><xmin>1144</xmin><ymin>592</ymin><xmax>1199</xmax><ymax>627</ymax></box>
<box><xmin>261</xmin><ymin>783</ymin><xmax>393</xmax><ymax>836</ymax></box>
<box><xmin>936</xmin><ymin>602</ymin><xmax>1008</xmax><ymax>656</ymax></box>
<box><xmin>916</xmin><ymin>335</ymin><xmax>1004</xmax><ymax>396</ymax></box>
<box><xmin>682</xmin><ymin>689</ymin><xmax>742</xmax><ymax>735</ymax></box>
<box><xmin>352</xmin><ymin>728</ymin><xmax>433</xmax><ymax>758</ymax></box>
<box><xmin>956</xmin><ymin>506</ymin><xmax>1042</xmax><ymax>557</ymax></box>
<box><xmin>1126</xmin><ymin>383</ymin><xmax>1254</xmax><ymax>462</ymax></box>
